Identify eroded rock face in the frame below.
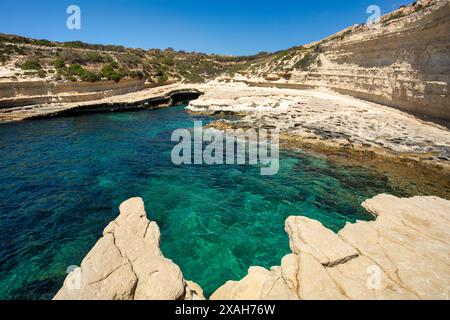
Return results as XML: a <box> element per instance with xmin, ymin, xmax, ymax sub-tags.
<box><xmin>237</xmin><ymin>0</ymin><xmax>450</xmax><ymax>123</ymax></box>
<box><xmin>210</xmin><ymin>266</ymin><xmax>297</xmax><ymax>300</ymax></box>
<box><xmin>188</xmin><ymin>84</ymin><xmax>450</xmax><ymax>165</ymax></box>
<box><xmin>55</xmin><ymin>195</ymin><xmax>449</xmax><ymax>300</ymax></box>
<box><xmin>53</xmin><ymin>198</ymin><xmax>204</xmax><ymax>300</ymax></box>
<box><xmin>285</xmin><ymin>216</ymin><xmax>358</xmax><ymax>266</ymax></box>
<box><xmin>211</xmin><ymin>195</ymin><xmax>450</xmax><ymax>300</ymax></box>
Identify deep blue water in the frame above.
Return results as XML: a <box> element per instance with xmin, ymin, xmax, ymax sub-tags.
<box><xmin>0</xmin><ymin>106</ymin><xmax>408</xmax><ymax>299</ymax></box>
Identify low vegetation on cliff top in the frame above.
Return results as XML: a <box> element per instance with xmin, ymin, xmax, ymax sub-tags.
<box><xmin>0</xmin><ymin>33</ymin><xmax>267</xmax><ymax>84</ymax></box>
<box><xmin>0</xmin><ymin>0</ymin><xmax>436</xmax><ymax>84</ymax></box>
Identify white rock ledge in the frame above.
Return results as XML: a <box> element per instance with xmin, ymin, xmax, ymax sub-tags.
<box><xmin>54</xmin><ymin>194</ymin><xmax>450</xmax><ymax>300</ymax></box>
<box><xmin>53</xmin><ymin>197</ymin><xmax>204</xmax><ymax>300</ymax></box>
<box><xmin>211</xmin><ymin>194</ymin><xmax>450</xmax><ymax>300</ymax></box>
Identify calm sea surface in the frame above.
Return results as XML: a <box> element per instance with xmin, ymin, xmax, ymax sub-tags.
<box><xmin>0</xmin><ymin>106</ymin><xmax>408</xmax><ymax>298</ymax></box>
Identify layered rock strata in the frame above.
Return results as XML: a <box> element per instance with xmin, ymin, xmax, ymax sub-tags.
<box><xmin>53</xmin><ymin>197</ymin><xmax>204</xmax><ymax>300</ymax></box>
<box><xmin>211</xmin><ymin>194</ymin><xmax>450</xmax><ymax>300</ymax></box>
<box><xmin>188</xmin><ymin>84</ymin><xmax>450</xmax><ymax>165</ymax></box>
<box><xmin>188</xmin><ymin>83</ymin><xmax>450</xmax><ymax>198</ymax></box>
<box><xmin>0</xmin><ymin>83</ymin><xmax>202</xmax><ymax>122</ymax></box>
<box><xmin>239</xmin><ymin>0</ymin><xmax>450</xmax><ymax>123</ymax></box>
<box><xmin>0</xmin><ymin>79</ymin><xmax>145</xmax><ymax>108</ymax></box>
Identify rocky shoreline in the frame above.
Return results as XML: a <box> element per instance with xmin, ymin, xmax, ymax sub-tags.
<box><xmin>55</xmin><ymin>195</ymin><xmax>450</xmax><ymax>300</ymax></box>
<box><xmin>54</xmin><ymin>198</ymin><xmax>205</xmax><ymax>300</ymax></box>
<box><xmin>21</xmin><ymin>81</ymin><xmax>450</xmax><ymax>300</ymax></box>
<box><xmin>191</xmin><ymin>83</ymin><xmax>450</xmax><ymax>199</ymax></box>
<box><xmin>2</xmin><ymin>80</ymin><xmax>449</xmax><ymax>197</ymax></box>
<box><xmin>2</xmin><ymin>0</ymin><xmax>446</xmax><ymax>301</ymax></box>
<box><xmin>211</xmin><ymin>194</ymin><xmax>450</xmax><ymax>300</ymax></box>
<box><xmin>0</xmin><ymin>83</ymin><xmax>203</xmax><ymax>122</ymax></box>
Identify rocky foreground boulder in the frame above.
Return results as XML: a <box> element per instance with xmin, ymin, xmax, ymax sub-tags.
<box><xmin>53</xmin><ymin>198</ymin><xmax>204</xmax><ymax>300</ymax></box>
<box><xmin>55</xmin><ymin>194</ymin><xmax>450</xmax><ymax>300</ymax></box>
<box><xmin>211</xmin><ymin>194</ymin><xmax>450</xmax><ymax>300</ymax></box>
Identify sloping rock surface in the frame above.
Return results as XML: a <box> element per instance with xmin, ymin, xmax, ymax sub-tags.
<box><xmin>238</xmin><ymin>0</ymin><xmax>450</xmax><ymax>123</ymax></box>
<box><xmin>54</xmin><ymin>197</ymin><xmax>204</xmax><ymax>300</ymax></box>
<box><xmin>211</xmin><ymin>195</ymin><xmax>450</xmax><ymax>300</ymax></box>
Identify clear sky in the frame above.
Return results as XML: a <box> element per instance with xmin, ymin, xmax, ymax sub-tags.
<box><xmin>0</xmin><ymin>0</ymin><xmax>414</xmax><ymax>55</ymax></box>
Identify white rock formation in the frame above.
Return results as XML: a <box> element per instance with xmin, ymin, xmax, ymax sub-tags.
<box><xmin>238</xmin><ymin>0</ymin><xmax>450</xmax><ymax>123</ymax></box>
<box><xmin>211</xmin><ymin>195</ymin><xmax>450</xmax><ymax>300</ymax></box>
<box><xmin>188</xmin><ymin>84</ymin><xmax>450</xmax><ymax>161</ymax></box>
<box><xmin>54</xmin><ymin>197</ymin><xmax>204</xmax><ymax>300</ymax></box>
<box><xmin>54</xmin><ymin>194</ymin><xmax>450</xmax><ymax>300</ymax></box>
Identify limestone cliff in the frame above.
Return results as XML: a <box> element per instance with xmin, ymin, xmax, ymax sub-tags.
<box><xmin>0</xmin><ymin>79</ymin><xmax>145</xmax><ymax>109</ymax></box>
<box><xmin>211</xmin><ymin>194</ymin><xmax>450</xmax><ymax>300</ymax></box>
<box><xmin>238</xmin><ymin>0</ymin><xmax>450</xmax><ymax>123</ymax></box>
<box><xmin>54</xmin><ymin>198</ymin><xmax>204</xmax><ymax>300</ymax></box>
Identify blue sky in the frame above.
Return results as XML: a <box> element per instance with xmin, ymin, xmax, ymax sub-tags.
<box><xmin>0</xmin><ymin>0</ymin><xmax>414</xmax><ymax>55</ymax></box>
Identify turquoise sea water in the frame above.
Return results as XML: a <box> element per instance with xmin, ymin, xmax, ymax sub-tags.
<box><xmin>0</xmin><ymin>106</ymin><xmax>409</xmax><ymax>299</ymax></box>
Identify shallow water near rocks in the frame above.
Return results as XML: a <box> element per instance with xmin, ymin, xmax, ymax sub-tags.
<box><xmin>0</xmin><ymin>106</ymin><xmax>410</xmax><ymax>299</ymax></box>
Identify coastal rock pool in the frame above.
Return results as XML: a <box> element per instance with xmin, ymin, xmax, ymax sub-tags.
<box><xmin>0</xmin><ymin>106</ymin><xmax>409</xmax><ymax>299</ymax></box>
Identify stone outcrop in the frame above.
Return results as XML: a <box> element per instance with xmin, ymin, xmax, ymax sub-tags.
<box><xmin>54</xmin><ymin>195</ymin><xmax>450</xmax><ymax>300</ymax></box>
<box><xmin>239</xmin><ymin>0</ymin><xmax>450</xmax><ymax>124</ymax></box>
<box><xmin>53</xmin><ymin>198</ymin><xmax>204</xmax><ymax>300</ymax></box>
<box><xmin>189</xmin><ymin>84</ymin><xmax>450</xmax><ymax>162</ymax></box>
<box><xmin>0</xmin><ymin>83</ymin><xmax>202</xmax><ymax>122</ymax></box>
<box><xmin>307</xmin><ymin>0</ymin><xmax>450</xmax><ymax>123</ymax></box>
<box><xmin>0</xmin><ymin>79</ymin><xmax>146</xmax><ymax>109</ymax></box>
<box><xmin>211</xmin><ymin>194</ymin><xmax>450</xmax><ymax>300</ymax></box>
<box><xmin>188</xmin><ymin>83</ymin><xmax>450</xmax><ymax>199</ymax></box>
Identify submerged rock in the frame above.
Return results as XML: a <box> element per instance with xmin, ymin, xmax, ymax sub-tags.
<box><xmin>211</xmin><ymin>194</ymin><xmax>450</xmax><ymax>300</ymax></box>
<box><xmin>53</xmin><ymin>198</ymin><xmax>204</xmax><ymax>300</ymax></box>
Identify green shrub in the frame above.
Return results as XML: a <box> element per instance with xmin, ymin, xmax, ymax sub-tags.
<box><xmin>384</xmin><ymin>12</ymin><xmax>405</xmax><ymax>24</ymax></box>
<box><xmin>128</xmin><ymin>70</ymin><xmax>144</xmax><ymax>80</ymax></box>
<box><xmin>64</xmin><ymin>51</ymin><xmax>85</xmax><ymax>64</ymax></box>
<box><xmin>119</xmin><ymin>52</ymin><xmax>143</xmax><ymax>66</ymax></box>
<box><xmin>31</xmin><ymin>39</ymin><xmax>55</xmax><ymax>47</ymax></box>
<box><xmin>59</xmin><ymin>50</ymin><xmax>108</xmax><ymax>65</ymax></box>
<box><xmin>20</xmin><ymin>59</ymin><xmax>42</xmax><ymax>70</ymax></box>
<box><xmin>66</xmin><ymin>64</ymin><xmax>86</xmax><ymax>77</ymax></box>
<box><xmin>101</xmin><ymin>64</ymin><xmax>113</xmax><ymax>75</ymax></box>
<box><xmin>62</xmin><ymin>41</ymin><xmax>125</xmax><ymax>52</ymax></box>
<box><xmin>111</xmin><ymin>71</ymin><xmax>126</xmax><ymax>82</ymax></box>
<box><xmin>181</xmin><ymin>71</ymin><xmax>204</xmax><ymax>83</ymax></box>
<box><xmin>85</xmin><ymin>51</ymin><xmax>107</xmax><ymax>63</ymax></box>
<box><xmin>37</xmin><ymin>70</ymin><xmax>47</xmax><ymax>78</ymax></box>
<box><xmin>14</xmin><ymin>46</ymin><xmax>26</xmax><ymax>55</ymax></box>
<box><xmin>53</xmin><ymin>58</ymin><xmax>66</xmax><ymax>69</ymax></box>
<box><xmin>160</xmin><ymin>55</ymin><xmax>175</xmax><ymax>66</ymax></box>
<box><xmin>156</xmin><ymin>72</ymin><xmax>169</xmax><ymax>83</ymax></box>
<box><xmin>80</xmin><ymin>71</ymin><xmax>102</xmax><ymax>82</ymax></box>
<box><xmin>293</xmin><ymin>52</ymin><xmax>317</xmax><ymax>70</ymax></box>
<box><xmin>62</xmin><ymin>41</ymin><xmax>85</xmax><ymax>49</ymax></box>
<box><xmin>101</xmin><ymin>63</ymin><xmax>126</xmax><ymax>82</ymax></box>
